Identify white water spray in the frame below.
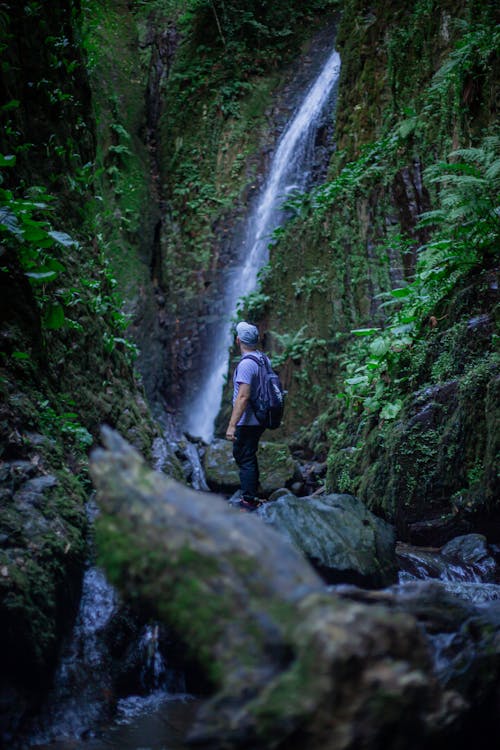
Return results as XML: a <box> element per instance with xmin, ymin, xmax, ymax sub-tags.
<box><xmin>185</xmin><ymin>47</ymin><xmax>341</xmax><ymax>442</ymax></box>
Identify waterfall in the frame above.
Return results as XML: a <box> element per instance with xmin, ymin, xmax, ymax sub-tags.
<box><xmin>21</xmin><ymin>566</ymin><xmax>119</xmax><ymax>745</ymax></box>
<box><xmin>184</xmin><ymin>47</ymin><xmax>341</xmax><ymax>443</ymax></box>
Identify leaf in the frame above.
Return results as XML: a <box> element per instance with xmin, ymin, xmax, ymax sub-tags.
<box><xmin>12</xmin><ymin>351</ymin><xmax>30</xmax><ymax>360</ymax></box>
<box><xmin>398</xmin><ymin>117</ymin><xmax>417</xmax><ymax>138</ymax></box>
<box><xmin>0</xmin><ymin>206</ymin><xmax>21</xmax><ymax>236</ymax></box>
<box><xmin>48</xmin><ymin>230</ymin><xmax>78</xmax><ymax>248</ymax></box>
<box><xmin>0</xmin><ymin>154</ymin><xmax>16</xmax><ymax>167</ymax></box>
<box><xmin>351</xmin><ymin>327</ymin><xmax>380</xmax><ymax>336</ymax></box>
<box><xmin>25</xmin><ymin>270</ymin><xmax>59</xmax><ymax>282</ymax></box>
<box><xmin>0</xmin><ymin>99</ymin><xmax>20</xmax><ymax>112</ymax></box>
<box><xmin>108</xmin><ymin>144</ymin><xmax>132</xmax><ymax>155</ymax></box>
<box><xmin>380</xmin><ymin>400</ymin><xmax>403</xmax><ymax>420</ymax></box>
<box><xmin>345</xmin><ymin>375</ymin><xmax>369</xmax><ymax>386</ymax></box>
<box><xmin>23</xmin><ymin>224</ymin><xmax>50</xmax><ymax>243</ymax></box>
<box><xmin>43</xmin><ymin>303</ymin><xmax>66</xmax><ymax>329</ymax></box>
<box><xmin>390</xmin><ymin>287</ymin><xmax>412</xmax><ymax>298</ymax></box>
<box><xmin>370</xmin><ymin>337</ymin><xmax>390</xmax><ymax>357</ymax></box>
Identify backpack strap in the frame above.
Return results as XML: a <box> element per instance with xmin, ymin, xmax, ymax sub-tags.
<box><xmin>240</xmin><ymin>353</ymin><xmax>263</xmax><ymax>367</ymax></box>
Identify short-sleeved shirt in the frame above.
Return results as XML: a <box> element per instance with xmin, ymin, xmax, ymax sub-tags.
<box><xmin>233</xmin><ymin>352</ymin><xmax>263</xmax><ymax>426</ymax></box>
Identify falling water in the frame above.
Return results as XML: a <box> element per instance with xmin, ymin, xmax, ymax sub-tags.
<box><xmin>184</xmin><ymin>46</ymin><xmax>341</xmax><ymax>443</ymax></box>
<box><xmin>21</xmin><ymin>566</ymin><xmax>119</xmax><ymax>746</ymax></box>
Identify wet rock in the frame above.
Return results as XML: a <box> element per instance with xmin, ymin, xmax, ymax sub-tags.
<box><xmin>91</xmin><ymin>429</ymin><xmax>483</xmax><ymax>750</ymax></box>
<box><xmin>203</xmin><ymin>439</ymin><xmax>240</xmax><ymax>492</ymax></box>
<box><xmin>407</xmin><ymin>515</ymin><xmax>471</xmax><ymax>547</ymax></box>
<box><xmin>268</xmin><ymin>487</ymin><xmax>291</xmax><ymax>502</ymax></box>
<box><xmin>259</xmin><ymin>492</ymin><xmax>398</xmax><ymax>587</ymax></box>
<box><xmin>203</xmin><ymin>438</ymin><xmax>298</xmax><ymax>495</ymax></box>
<box><xmin>335</xmin><ymin>579</ymin><xmax>500</xmax><ymax>706</ymax></box>
<box><xmin>441</xmin><ymin>534</ymin><xmax>497</xmax><ymax>582</ymax></box>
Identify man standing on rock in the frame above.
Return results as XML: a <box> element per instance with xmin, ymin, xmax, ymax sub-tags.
<box><xmin>226</xmin><ymin>321</ymin><xmax>265</xmax><ymax>511</ymax></box>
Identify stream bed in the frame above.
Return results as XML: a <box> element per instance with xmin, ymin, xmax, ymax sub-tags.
<box><xmin>16</xmin><ymin>526</ymin><xmax>500</xmax><ymax>750</ymax></box>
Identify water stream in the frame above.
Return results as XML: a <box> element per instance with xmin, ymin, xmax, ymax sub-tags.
<box><xmin>184</xmin><ymin>46</ymin><xmax>341</xmax><ymax>443</ymax></box>
<box><xmin>18</xmin><ymin>500</ymin><xmax>192</xmax><ymax>750</ymax></box>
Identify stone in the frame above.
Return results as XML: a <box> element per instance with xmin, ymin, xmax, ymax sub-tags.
<box><xmin>203</xmin><ymin>438</ymin><xmax>299</xmax><ymax>495</ymax></box>
<box><xmin>259</xmin><ymin>492</ymin><xmax>398</xmax><ymax>587</ymax></box>
<box><xmin>441</xmin><ymin>534</ymin><xmax>497</xmax><ymax>581</ymax></box>
<box><xmin>203</xmin><ymin>438</ymin><xmax>240</xmax><ymax>492</ymax></box>
<box><xmin>268</xmin><ymin>487</ymin><xmax>291</xmax><ymax>502</ymax></box>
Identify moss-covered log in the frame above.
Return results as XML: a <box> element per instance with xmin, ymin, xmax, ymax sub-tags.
<box><xmin>90</xmin><ymin>428</ymin><xmax>491</xmax><ymax>749</ymax></box>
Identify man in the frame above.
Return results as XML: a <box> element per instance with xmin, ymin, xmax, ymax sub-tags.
<box><xmin>225</xmin><ymin>321</ymin><xmax>265</xmax><ymax>511</ymax></box>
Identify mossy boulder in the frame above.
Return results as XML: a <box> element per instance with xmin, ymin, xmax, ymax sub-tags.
<box><xmin>203</xmin><ymin>438</ymin><xmax>298</xmax><ymax>495</ymax></box>
<box><xmin>259</xmin><ymin>492</ymin><xmax>398</xmax><ymax>588</ymax></box>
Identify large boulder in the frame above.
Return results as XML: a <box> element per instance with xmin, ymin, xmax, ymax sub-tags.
<box><xmin>203</xmin><ymin>438</ymin><xmax>298</xmax><ymax>495</ymax></box>
<box><xmin>259</xmin><ymin>492</ymin><xmax>398</xmax><ymax>588</ymax></box>
<box><xmin>88</xmin><ymin>428</ymin><xmax>500</xmax><ymax>750</ymax></box>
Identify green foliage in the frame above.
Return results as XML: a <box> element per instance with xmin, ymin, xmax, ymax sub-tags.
<box><xmin>38</xmin><ymin>398</ymin><xmax>93</xmax><ymax>453</ymax></box>
<box><xmin>0</xmin><ymin>149</ymin><xmax>138</xmax><ymax>360</ymax></box>
<box><xmin>0</xmin><ymin>170</ymin><xmax>76</xmax><ymax>330</ymax></box>
<box><xmin>236</xmin><ymin>290</ymin><xmax>271</xmax><ymax>319</ymax></box>
<box><xmin>292</xmin><ymin>269</ymin><xmax>328</xmax><ymax>300</ymax></box>
<box><xmin>271</xmin><ymin>326</ymin><xmax>328</xmax><ymax>367</ymax></box>
<box><xmin>286</xmin><ymin>137</ymin><xmax>395</xmax><ymax>217</ymax></box>
<box><xmin>338</xmin><ymin>132</ymin><xmax>499</xmax><ymax>417</ymax></box>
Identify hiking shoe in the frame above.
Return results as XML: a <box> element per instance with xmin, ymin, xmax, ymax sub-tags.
<box><xmin>238</xmin><ymin>497</ymin><xmax>262</xmax><ymax>512</ymax></box>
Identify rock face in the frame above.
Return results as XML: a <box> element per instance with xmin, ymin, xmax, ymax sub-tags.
<box><xmin>203</xmin><ymin>438</ymin><xmax>298</xmax><ymax>495</ymax></box>
<box><xmin>259</xmin><ymin>492</ymin><xmax>398</xmax><ymax>587</ymax></box>
<box><xmin>0</xmin><ymin>448</ymin><xmax>87</xmax><ymax>742</ymax></box>
<box><xmin>89</xmin><ymin>429</ymin><xmax>500</xmax><ymax>750</ymax></box>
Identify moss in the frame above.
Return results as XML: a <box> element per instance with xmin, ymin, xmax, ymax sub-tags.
<box><xmin>96</xmin><ymin>514</ymin><xmax>227</xmax><ymax>683</ymax></box>
<box><xmin>81</xmin><ymin>0</ymin><xmax>155</xmax><ymax>306</ymax></box>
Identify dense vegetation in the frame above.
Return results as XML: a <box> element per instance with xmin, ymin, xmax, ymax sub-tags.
<box><xmin>0</xmin><ymin>0</ymin><xmax>498</xmax><ymax>737</ymax></box>
<box><xmin>254</xmin><ymin>0</ymin><xmax>499</xmax><ymax>534</ymax></box>
<box><xmin>0</xmin><ymin>1</ymin><xmax>160</xmax><ymax>724</ymax></box>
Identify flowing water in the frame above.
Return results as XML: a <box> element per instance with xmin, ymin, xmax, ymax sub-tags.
<box><xmin>16</xmin><ymin>495</ymin><xmax>193</xmax><ymax>750</ymax></box>
<box><xmin>184</xmin><ymin>46</ymin><xmax>341</xmax><ymax>443</ymax></box>
<box><xmin>19</xmin><ymin>562</ymin><xmax>193</xmax><ymax>750</ymax></box>
<box><xmin>21</xmin><ymin>566</ymin><xmax>119</xmax><ymax>747</ymax></box>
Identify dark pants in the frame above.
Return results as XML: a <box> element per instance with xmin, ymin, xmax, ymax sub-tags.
<box><xmin>233</xmin><ymin>425</ymin><xmax>265</xmax><ymax>500</ymax></box>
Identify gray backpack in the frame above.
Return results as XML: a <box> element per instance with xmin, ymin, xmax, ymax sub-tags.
<box><xmin>242</xmin><ymin>353</ymin><xmax>285</xmax><ymax>430</ymax></box>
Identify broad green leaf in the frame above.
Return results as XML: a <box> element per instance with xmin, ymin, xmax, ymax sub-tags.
<box><xmin>0</xmin><ymin>154</ymin><xmax>16</xmax><ymax>167</ymax></box>
<box><xmin>380</xmin><ymin>401</ymin><xmax>403</xmax><ymax>420</ymax></box>
<box><xmin>370</xmin><ymin>337</ymin><xmax>390</xmax><ymax>357</ymax></box>
<box><xmin>0</xmin><ymin>206</ymin><xmax>21</xmax><ymax>236</ymax></box>
<box><xmin>390</xmin><ymin>287</ymin><xmax>412</xmax><ymax>298</ymax></box>
<box><xmin>23</xmin><ymin>224</ymin><xmax>50</xmax><ymax>243</ymax></box>
<box><xmin>43</xmin><ymin>303</ymin><xmax>66</xmax><ymax>329</ymax></box>
<box><xmin>0</xmin><ymin>100</ymin><xmax>20</xmax><ymax>112</ymax></box>
<box><xmin>12</xmin><ymin>351</ymin><xmax>30</xmax><ymax>360</ymax></box>
<box><xmin>345</xmin><ymin>375</ymin><xmax>369</xmax><ymax>386</ymax></box>
<box><xmin>48</xmin><ymin>230</ymin><xmax>78</xmax><ymax>247</ymax></box>
<box><xmin>351</xmin><ymin>327</ymin><xmax>380</xmax><ymax>336</ymax></box>
<box><xmin>45</xmin><ymin>258</ymin><xmax>65</xmax><ymax>273</ymax></box>
<box><xmin>25</xmin><ymin>270</ymin><xmax>59</xmax><ymax>282</ymax></box>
